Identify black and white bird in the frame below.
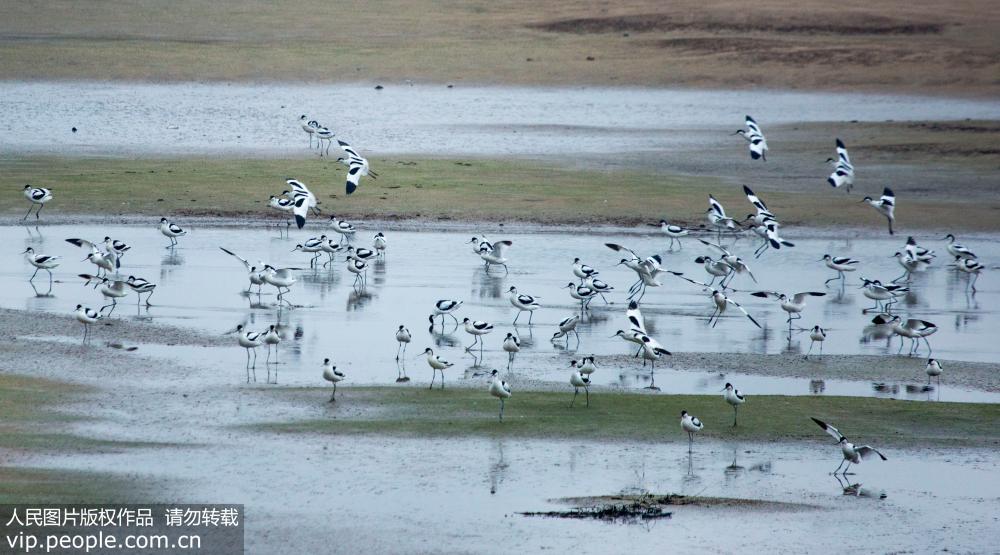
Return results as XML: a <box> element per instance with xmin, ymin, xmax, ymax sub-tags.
<box><xmin>826</xmin><ymin>139</ymin><xmax>855</xmax><ymax>192</ymax></box>
<box><xmin>904</xmin><ymin>236</ymin><xmax>936</xmax><ymax>263</ymax></box>
<box><xmin>569</xmin><ymin>370</ymin><xmax>590</xmax><ymax>407</ymax></box>
<box><xmin>22</xmin><ymin>185</ymin><xmax>53</xmax><ymax>220</ymax></box>
<box><xmin>293</xmin><ymin>236</ymin><xmax>327</xmax><ymax>267</ymax></box>
<box><xmin>66</xmin><ymin>238</ymin><xmax>118</xmax><ymax>276</ymax></box>
<box><xmin>672</xmin><ymin>273</ymin><xmax>763</xmax><ymax>329</ymax></box>
<box><xmin>329</xmin><ymin>217</ymin><xmax>357</xmax><ymax>240</ymax></box>
<box><xmin>680</xmin><ymin>410</ymin><xmax>704</xmax><ymax>451</ymax></box>
<box><xmin>489</xmin><ymin>369</ymin><xmax>512</xmax><ymax>421</ymax></box>
<box><xmin>286</xmin><ymin>179</ymin><xmax>321</xmax><ymax>229</ymax></box>
<box><xmin>706</xmin><ymin>195</ymin><xmax>738</xmax><ymax>238</ymax></box>
<box><xmin>347</xmin><ymin>258</ymin><xmax>368</xmax><ymax>288</ymax></box>
<box><xmin>315</xmin><ymin>126</ymin><xmax>335</xmax><ymax>156</ymax></box>
<box><xmin>269</xmin><ymin>194</ymin><xmax>295</xmax><ymax>229</ymax></box>
<box><xmin>892</xmin><ymin>251</ymin><xmax>928</xmax><ymax>282</ymax></box>
<box><xmin>569</xmin><ymin>369</ymin><xmax>591</xmax><ymax>407</ymax></box>
<box><xmin>78</xmin><ymin>274</ymin><xmax>129</xmax><ymax>315</ymax></box>
<box><xmin>806</xmin><ymin>325</ymin><xmax>826</xmax><ymax>359</ymax></box>
<box><xmin>551</xmin><ymin>315</ymin><xmax>581</xmax><ymax>344</ymax></box>
<box><xmin>502</xmin><ymin>333</ymin><xmax>520</xmax><ymax>371</ymax></box>
<box><xmin>658</xmin><ymin>219</ymin><xmax>689</xmax><ymax>249</ymax></box>
<box><xmin>462</xmin><ymin>318</ymin><xmax>494</xmax><ymax>355</ymax></box>
<box><xmin>943</xmin><ymin>234</ymin><xmax>977</xmax><ymax>261</ymax></box>
<box><xmin>263</xmin><ymin>325</ymin><xmax>281</xmax><ymax>369</ymax></box>
<box><xmin>125</xmin><ymin>275</ymin><xmax>156</xmax><ymax>307</ymax></box>
<box><xmin>860</xmin><ymin>278</ymin><xmax>909</xmax><ymax>313</ymax></box>
<box><xmin>395</xmin><ymin>325</ymin><xmax>411</xmax><ymax>360</ymax></box>
<box><xmin>723</xmin><ymin>383</ymin><xmax>745</xmax><ymax>426</ymax></box>
<box><xmin>925</xmin><ymin>359</ymin><xmax>943</xmax><ymax>385</ymax></box>
<box><xmin>584</xmin><ymin>276</ymin><xmax>614</xmax><ymax>304</ymax></box>
<box><xmin>576</xmin><ymin>356</ymin><xmax>597</xmax><ymax>379</ymax></box>
<box><xmin>694</xmin><ymin>255</ymin><xmax>732</xmax><ymax>288</ymax></box>
<box><xmin>698</xmin><ymin>239</ymin><xmax>758</xmax><ymax>287</ymax></box>
<box><xmin>422</xmin><ymin>348</ymin><xmax>453</xmax><ymax>389</ymax></box>
<box><xmin>750</xmin><ymin>290</ymin><xmax>826</xmax><ymax>330</ymax></box>
<box><xmin>159</xmin><ymin>218</ymin><xmax>187</xmax><ymax>248</ymax></box>
<box><xmin>811</xmin><ymin>417</ymin><xmax>887</xmax><ymax>475</ymax></box>
<box><xmin>507</xmin><ymin>286</ymin><xmax>541</xmax><ymax>325</ymax></box>
<box><xmin>322</xmin><ymin>358</ymin><xmax>345</xmax><ymax>401</ymax></box>
<box><xmin>862</xmin><ymin>187</ymin><xmax>895</xmax><ymax>235</ymax></box>
<box><xmin>480</xmin><ymin>240</ymin><xmax>513</xmax><ymax>274</ymax></box>
<box><xmin>429</xmin><ymin>299</ymin><xmax>463</xmax><ymax>326</ymax></box>
<box><xmin>734</xmin><ymin>115</ymin><xmax>768</xmax><ymax>161</ymax></box>
<box><xmin>572</xmin><ymin>258</ymin><xmax>599</xmax><ymax>282</ymax></box>
<box><xmin>337</xmin><ymin>140</ymin><xmax>378</xmax><ymax>194</ymax></box>
<box><xmin>822</xmin><ymin>254</ymin><xmax>859</xmax><ymax>285</ymax></box>
<box><xmin>299</xmin><ymin>115</ymin><xmax>321</xmax><ymax>148</ymax></box>
<box><xmin>219</xmin><ymin>247</ymin><xmax>266</xmax><ymax>294</ymax></box>
<box><xmin>22</xmin><ymin>247</ymin><xmax>60</xmax><ymax>285</ymax></box>
<box><xmin>231</xmin><ymin>324</ymin><xmax>264</xmax><ymax>382</ymax></box>
<box><xmin>346</xmin><ymin>245</ymin><xmax>377</xmax><ymax>263</ymax></box>
<box><xmin>373</xmin><ymin>232</ymin><xmax>388</xmax><ymax>256</ymax></box>
<box><xmin>605</xmin><ymin>243</ymin><xmax>667</xmax><ymax>302</ymax></box>
<box><xmin>564</xmin><ymin>282</ymin><xmax>598</xmax><ymax>311</ymax></box>
<box><xmin>262</xmin><ymin>265</ymin><xmax>300</xmax><ymax>306</ymax></box>
<box><xmin>887</xmin><ymin>316</ymin><xmax>938</xmax><ymax>356</ymax></box>
<box><xmin>103</xmin><ymin>236</ymin><xmax>131</xmax><ymax>260</ymax></box>
<box><xmin>956</xmin><ymin>257</ymin><xmax>985</xmax><ymax>292</ymax></box>
<box><xmin>74</xmin><ymin>304</ymin><xmax>102</xmax><ymax>341</ymax></box>
<box><xmin>742</xmin><ymin>185</ymin><xmax>776</xmax><ymax>225</ymax></box>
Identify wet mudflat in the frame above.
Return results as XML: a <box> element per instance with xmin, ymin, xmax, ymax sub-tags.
<box><xmin>4</xmin><ymin>222</ymin><xmax>998</xmax><ymax>399</ymax></box>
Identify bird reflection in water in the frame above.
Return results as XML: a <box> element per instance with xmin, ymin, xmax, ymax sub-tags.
<box><xmin>346</xmin><ymin>288</ymin><xmax>375</xmax><ymax>311</ymax></box>
<box><xmin>472</xmin><ymin>267</ymin><xmax>505</xmax><ymax>300</ymax></box>
<box><xmin>488</xmin><ymin>441</ymin><xmax>509</xmax><ymax>495</ymax></box>
<box><xmin>834</xmin><ymin>474</ymin><xmax>886</xmax><ymax>499</ymax></box>
<box><xmin>809</xmin><ymin>379</ymin><xmax>826</xmax><ymax>394</ymax></box>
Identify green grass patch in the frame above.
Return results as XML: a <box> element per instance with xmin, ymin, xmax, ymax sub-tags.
<box><xmin>0</xmin><ymin>467</ymin><xmax>151</xmax><ymax>504</ymax></box>
<box><xmin>251</xmin><ymin>387</ymin><xmax>1000</xmax><ymax>447</ymax></box>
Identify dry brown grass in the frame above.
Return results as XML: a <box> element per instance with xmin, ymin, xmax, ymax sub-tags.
<box><xmin>0</xmin><ymin>0</ymin><xmax>997</xmax><ymax>96</ymax></box>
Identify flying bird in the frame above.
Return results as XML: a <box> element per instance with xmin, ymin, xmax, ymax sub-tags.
<box><xmin>337</xmin><ymin>140</ymin><xmax>378</xmax><ymax>195</ymax></box>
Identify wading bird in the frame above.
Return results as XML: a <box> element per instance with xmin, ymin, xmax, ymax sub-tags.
<box><xmin>658</xmin><ymin>219</ymin><xmax>689</xmax><ymax>249</ymax></box>
<box><xmin>337</xmin><ymin>140</ymin><xmax>378</xmax><ymax>194</ymax></box>
<box><xmin>293</xmin><ymin>236</ymin><xmax>327</xmax><ymax>267</ymax></box>
<box><xmin>672</xmin><ymin>273</ymin><xmax>762</xmax><ymax>328</ymax></box>
<box><xmin>887</xmin><ymin>316</ymin><xmax>938</xmax><ymax>356</ymax></box>
<box><xmin>826</xmin><ymin>139</ymin><xmax>854</xmax><ymax>192</ymax></box>
<box><xmin>219</xmin><ymin>248</ymin><xmax>266</xmax><ymax>294</ymax></box>
<box><xmin>262</xmin><ymin>265</ymin><xmax>300</xmax><ymax>306</ymax></box>
<box><xmin>564</xmin><ymin>282</ymin><xmax>598</xmax><ymax>311</ymax></box>
<box><xmin>489</xmin><ymin>369</ymin><xmax>512</xmax><ymax>421</ymax></box>
<box><xmin>421</xmin><ymin>348</ymin><xmax>453</xmax><ymax>389</ymax></box>
<box><xmin>508</xmin><ymin>286</ymin><xmax>541</xmax><ymax>324</ymax></box>
<box><xmin>78</xmin><ymin>274</ymin><xmax>129</xmax><ymax>315</ymax></box>
<box><xmin>862</xmin><ymin>187</ymin><xmax>895</xmax><ymax>235</ymax></box>
<box><xmin>605</xmin><ymin>243</ymin><xmax>666</xmax><ymax>302</ymax></box>
<box><xmin>822</xmin><ymin>254</ymin><xmax>859</xmax><ymax>285</ymax></box>
<box><xmin>806</xmin><ymin>325</ymin><xmax>826</xmax><ymax>358</ymax></box>
<box><xmin>925</xmin><ymin>359</ymin><xmax>943</xmax><ymax>385</ymax></box>
<box><xmin>573</xmin><ymin>258</ymin><xmax>599</xmax><ymax>282</ymax></box>
<box><xmin>395</xmin><ymin>325</ymin><xmax>411</xmax><ymax>360</ymax></box>
<box><xmin>956</xmin><ymin>257</ymin><xmax>985</xmax><ymax>292</ymax></box>
<box><xmin>811</xmin><ymin>417</ymin><xmax>887</xmax><ymax>475</ymax></box>
<box><xmin>231</xmin><ymin>325</ymin><xmax>264</xmax><ymax>382</ymax></box>
<box><xmin>103</xmin><ymin>236</ymin><xmax>131</xmax><ymax>260</ymax></box>
<box><xmin>269</xmin><ymin>194</ymin><xmax>295</xmax><ymax>230</ymax></box>
<box><xmin>315</xmin><ymin>126</ymin><xmax>335</xmax><ymax>156</ymax></box>
<box><xmin>681</xmin><ymin>410</ymin><xmax>704</xmax><ymax>451</ymax></box>
<box><xmin>480</xmin><ymin>240</ymin><xmax>513</xmax><ymax>274</ymax></box>
<box><xmin>373</xmin><ymin>232</ymin><xmax>387</xmax><ymax>256</ymax></box>
<box><xmin>551</xmin><ymin>315</ymin><xmax>581</xmax><ymax>344</ymax></box>
<box><xmin>286</xmin><ymin>179</ymin><xmax>321</xmax><ymax>229</ymax></box>
<box><xmin>74</xmin><ymin>304</ymin><xmax>101</xmax><ymax>342</ymax></box>
<box><xmin>329</xmin><ymin>216</ymin><xmax>357</xmax><ymax>241</ymax></box>
<box><xmin>943</xmin><ymin>234</ymin><xmax>977</xmax><ymax>261</ymax></box>
<box><xmin>347</xmin><ymin>258</ymin><xmax>368</xmax><ymax>288</ymax></box>
<box><xmin>723</xmin><ymin>383</ymin><xmax>745</xmax><ymax>426</ymax></box>
<box><xmin>300</xmin><ymin>115</ymin><xmax>320</xmax><ymax>148</ymax></box>
<box><xmin>66</xmin><ymin>238</ymin><xmax>118</xmax><ymax>277</ymax></box>
<box><xmin>750</xmin><ymin>290</ymin><xmax>826</xmax><ymax>331</ymax></box>
<box><xmin>159</xmin><ymin>218</ymin><xmax>187</xmax><ymax>248</ymax></box>
<box><xmin>263</xmin><ymin>325</ymin><xmax>281</xmax><ymax>369</ymax></box>
<box><xmin>892</xmin><ymin>251</ymin><xmax>928</xmax><ymax>282</ymax></box>
<box><xmin>125</xmin><ymin>275</ymin><xmax>156</xmax><ymax>307</ymax></box>
<box><xmin>734</xmin><ymin>115</ymin><xmax>768</xmax><ymax>161</ymax></box>
<box><xmin>462</xmin><ymin>318</ymin><xmax>493</xmax><ymax>355</ymax></box>
<box><xmin>22</xmin><ymin>248</ymin><xmax>60</xmax><ymax>285</ymax></box>
<box><xmin>860</xmin><ymin>278</ymin><xmax>908</xmax><ymax>313</ymax></box>
<box><xmin>322</xmin><ymin>358</ymin><xmax>345</xmax><ymax>401</ymax></box>
<box><xmin>502</xmin><ymin>333</ymin><xmax>520</xmax><ymax>371</ymax></box>
<box><xmin>569</xmin><ymin>369</ymin><xmax>591</xmax><ymax>407</ymax></box>
<box><xmin>22</xmin><ymin>185</ymin><xmax>52</xmax><ymax>220</ymax></box>
<box><xmin>429</xmin><ymin>299</ymin><xmax>463</xmax><ymax>327</ymax></box>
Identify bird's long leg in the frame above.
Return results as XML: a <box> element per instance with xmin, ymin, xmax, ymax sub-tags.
<box><xmin>570</xmin><ymin>388</ymin><xmax>577</xmax><ymax>407</ymax></box>
<box><xmin>29</xmin><ymin>268</ymin><xmax>39</xmax><ymax>281</ymax></box>
<box><xmin>513</xmin><ymin>311</ymin><xmax>521</xmax><ymax>325</ymax></box>
<box><xmin>429</xmin><ymin>369</ymin><xmax>436</xmax><ymax>390</ymax></box>
<box><xmin>824</xmin><ymin>274</ymin><xmax>839</xmax><ymax>285</ymax></box>
<box><xmin>266</xmin><ymin>344</ymin><xmax>272</xmax><ymax>364</ymax></box>
<box><xmin>585</xmin><ymin>387</ymin><xmax>589</xmax><ymax>407</ymax></box>
<box><xmin>145</xmin><ymin>291</ymin><xmax>154</xmax><ymax>307</ymax></box>
<box><xmin>923</xmin><ymin>337</ymin><xmax>933</xmax><ymax>356</ymax></box>
<box><xmin>833</xmin><ymin>459</ymin><xmax>845</xmax><ymax>474</ymax></box>
<box><xmin>331</xmin><ymin>383</ymin><xmax>337</xmax><ymax>401</ymax></box>
<box><xmin>528</xmin><ymin>310</ymin><xmax>534</xmax><ymax>325</ymax></box>
<box><xmin>245</xmin><ymin>349</ymin><xmax>251</xmax><ymax>382</ymax></box>
<box><xmin>22</xmin><ymin>204</ymin><xmax>34</xmax><ymax>220</ymax></box>
<box><xmin>36</xmin><ymin>203</ymin><xmax>44</xmax><ymax>219</ymax></box>
<box><xmin>688</xmin><ymin>432</ymin><xmax>693</xmax><ymax>452</ymax></box>
<box><xmin>733</xmin><ymin>405</ymin><xmax>738</xmax><ymax>427</ymax></box>
<box><xmin>47</xmin><ymin>269</ymin><xmax>53</xmax><ymax>287</ymax></box>
<box><xmin>634</xmin><ymin>344</ymin><xmax>643</xmax><ymax>358</ymax></box>
<box><xmin>843</xmin><ymin>462</ymin><xmax>853</xmax><ymax>475</ymax></box>
<box><xmin>499</xmin><ymin>399</ymin><xmax>504</xmax><ymax>422</ymax></box>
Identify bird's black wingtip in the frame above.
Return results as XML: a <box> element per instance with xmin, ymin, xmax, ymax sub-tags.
<box><xmin>810</xmin><ymin>417</ymin><xmax>826</xmax><ymax>428</ymax></box>
<box><xmin>346</xmin><ymin>183</ymin><xmax>357</xmax><ymax>195</ymax></box>
<box><xmin>295</xmin><ymin>215</ymin><xmax>306</xmax><ymax>229</ymax></box>
<box><xmin>836</xmin><ymin>138</ymin><xmax>845</xmax><ymax>148</ymax></box>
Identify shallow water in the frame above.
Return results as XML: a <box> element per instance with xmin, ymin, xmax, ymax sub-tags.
<box><xmin>2</xmin><ymin>82</ymin><xmax>999</xmax><ymax>156</ymax></box>
<box><xmin>6</xmin><ymin>223</ymin><xmax>998</xmax><ymax>400</ymax></box>
<box><xmin>31</xmin><ymin>437</ymin><xmax>1000</xmax><ymax>553</ymax></box>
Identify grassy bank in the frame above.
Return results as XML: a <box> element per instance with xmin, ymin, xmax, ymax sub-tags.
<box><xmin>5</xmin><ymin>156</ymin><xmax>998</xmax><ymax>230</ymax></box>
<box><xmin>252</xmin><ymin>387</ymin><xmax>1000</xmax><ymax>447</ymax></box>
<box><xmin>1</xmin><ymin>0</ymin><xmax>997</xmax><ymax>96</ymax></box>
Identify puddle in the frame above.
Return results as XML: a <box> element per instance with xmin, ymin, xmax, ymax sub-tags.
<box><xmin>5</xmin><ymin>223</ymin><xmax>999</xmax><ymax>401</ymax></box>
<box><xmin>28</xmin><ymin>437</ymin><xmax>1000</xmax><ymax>553</ymax></box>
<box><xmin>2</xmin><ymin>82</ymin><xmax>999</xmax><ymax>156</ymax></box>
